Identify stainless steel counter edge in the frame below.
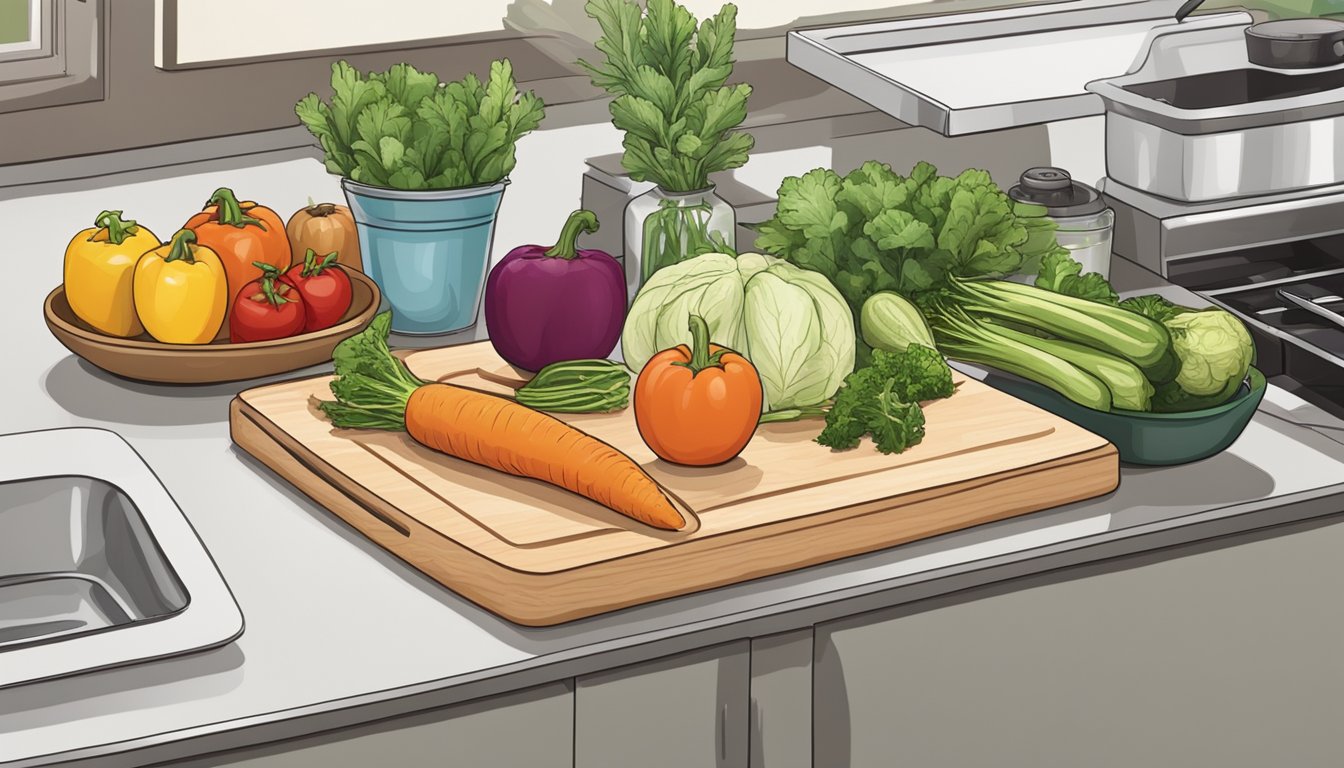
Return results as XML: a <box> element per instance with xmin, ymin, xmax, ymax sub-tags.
<box><xmin>16</xmin><ymin>483</ymin><xmax>1344</xmax><ymax>768</ymax></box>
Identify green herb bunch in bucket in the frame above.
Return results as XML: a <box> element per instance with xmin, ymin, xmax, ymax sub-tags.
<box><xmin>580</xmin><ymin>0</ymin><xmax>755</xmax><ymax>297</ymax></box>
<box><xmin>296</xmin><ymin>60</ymin><xmax>545</xmax><ymax>335</ymax></box>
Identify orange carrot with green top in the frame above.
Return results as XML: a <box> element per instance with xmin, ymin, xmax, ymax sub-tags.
<box><xmin>319</xmin><ymin>312</ymin><xmax>684</xmax><ymax>530</ymax></box>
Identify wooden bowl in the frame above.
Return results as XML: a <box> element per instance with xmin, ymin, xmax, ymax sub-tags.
<box><xmin>44</xmin><ymin>270</ymin><xmax>381</xmax><ymax>385</ymax></box>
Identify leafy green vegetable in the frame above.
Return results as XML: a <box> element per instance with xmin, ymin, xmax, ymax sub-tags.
<box><xmin>1164</xmin><ymin>309</ymin><xmax>1254</xmax><ymax>398</ymax></box>
<box><xmin>815</xmin><ymin>345</ymin><xmax>953</xmax><ymax>454</ymax></box>
<box><xmin>622</xmin><ymin>252</ymin><xmax>855</xmax><ymax>412</ymax></box>
<box><xmin>1034</xmin><ymin>250</ymin><xmax>1119</xmax><ymax>305</ymax></box>
<box><xmin>296</xmin><ymin>60</ymin><xmax>545</xmax><ymax>191</ymax></box>
<box><xmin>1120</xmin><ymin>292</ymin><xmax>1255</xmax><ymax>407</ymax></box>
<box><xmin>580</xmin><ymin>0</ymin><xmax>754</xmax><ymax>192</ymax></box>
<box><xmin>514</xmin><ymin>359</ymin><xmax>630</xmax><ymax>413</ymax></box>
<box><xmin>1119</xmin><ymin>293</ymin><xmax>1184</xmax><ymax>324</ymax></box>
<box><xmin>319</xmin><ymin>312</ymin><xmax>426</xmax><ymax>431</ymax></box>
<box><xmin>754</xmin><ymin>161</ymin><xmax>1064</xmax><ymax>319</ymax></box>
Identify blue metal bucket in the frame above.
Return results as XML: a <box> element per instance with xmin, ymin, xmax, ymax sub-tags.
<box><xmin>342</xmin><ymin>178</ymin><xmax>507</xmax><ymax>335</ymax></box>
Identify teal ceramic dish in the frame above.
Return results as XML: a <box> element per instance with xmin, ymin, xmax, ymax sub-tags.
<box><xmin>983</xmin><ymin>367</ymin><xmax>1267</xmax><ymax>466</ymax></box>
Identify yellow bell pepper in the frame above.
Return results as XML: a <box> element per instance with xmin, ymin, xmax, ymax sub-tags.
<box><xmin>63</xmin><ymin>210</ymin><xmax>161</xmax><ymax>337</ymax></box>
<box><xmin>134</xmin><ymin>229</ymin><xmax>228</xmax><ymax>345</ymax></box>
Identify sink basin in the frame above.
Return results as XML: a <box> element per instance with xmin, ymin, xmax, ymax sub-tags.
<box><xmin>0</xmin><ymin>428</ymin><xmax>243</xmax><ymax>688</ymax></box>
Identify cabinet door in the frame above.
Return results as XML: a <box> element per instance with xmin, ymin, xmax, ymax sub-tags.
<box><xmin>176</xmin><ymin>681</ymin><xmax>573</xmax><ymax>768</ymax></box>
<box><xmin>575</xmin><ymin>640</ymin><xmax>750</xmax><ymax>768</ymax></box>
<box><xmin>750</xmin><ymin>629</ymin><xmax>814</xmax><ymax>768</ymax></box>
<box><xmin>814</xmin><ymin>518</ymin><xmax>1344</xmax><ymax>768</ymax></box>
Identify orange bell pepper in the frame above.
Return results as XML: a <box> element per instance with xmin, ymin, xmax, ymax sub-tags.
<box><xmin>633</xmin><ymin>314</ymin><xmax>763</xmax><ymax>466</ymax></box>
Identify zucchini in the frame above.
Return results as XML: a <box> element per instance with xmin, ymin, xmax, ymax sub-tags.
<box><xmin>988</xmin><ymin>323</ymin><xmax>1153</xmax><ymax>411</ymax></box>
<box><xmin>955</xmin><ymin>279</ymin><xmax>1171</xmax><ymax>369</ymax></box>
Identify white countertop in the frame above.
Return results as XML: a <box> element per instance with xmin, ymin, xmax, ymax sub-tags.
<box><xmin>5</xmin><ymin>152</ymin><xmax>1344</xmax><ymax>767</ymax></box>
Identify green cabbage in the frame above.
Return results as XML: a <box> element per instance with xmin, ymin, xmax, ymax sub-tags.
<box><xmin>622</xmin><ymin>252</ymin><xmax>856</xmax><ymax>410</ymax></box>
<box><xmin>1119</xmin><ymin>294</ymin><xmax>1256</xmax><ymax>412</ymax></box>
<box><xmin>1166</xmin><ymin>309</ymin><xmax>1255</xmax><ymax>397</ymax></box>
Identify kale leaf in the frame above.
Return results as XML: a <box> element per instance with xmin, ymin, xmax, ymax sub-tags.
<box><xmin>815</xmin><ymin>345</ymin><xmax>953</xmax><ymax>455</ymax></box>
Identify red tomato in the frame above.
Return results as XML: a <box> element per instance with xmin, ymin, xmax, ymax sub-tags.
<box><xmin>282</xmin><ymin>249</ymin><xmax>353</xmax><ymax>333</ymax></box>
<box><xmin>229</xmin><ymin>263</ymin><xmax>305</xmax><ymax>343</ymax></box>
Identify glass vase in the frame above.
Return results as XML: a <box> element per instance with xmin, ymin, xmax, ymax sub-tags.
<box><xmin>623</xmin><ymin>185</ymin><xmax>735</xmax><ymax>299</ymax></box>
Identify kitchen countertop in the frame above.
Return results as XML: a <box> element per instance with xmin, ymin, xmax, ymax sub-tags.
<box><xmin>6</xmin><ymin>153</ymin><xmax>1344</xmax><ymax>767</ymax></box>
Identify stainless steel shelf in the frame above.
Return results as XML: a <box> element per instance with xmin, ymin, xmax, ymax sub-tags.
<box><xmin>785</xmin><ymin>0</ymin><xmax>1234</xmax><ymax>136</ymax></box>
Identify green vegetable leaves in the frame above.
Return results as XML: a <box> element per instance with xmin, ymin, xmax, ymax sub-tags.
<box><xmin>755</xmin><ymin>161</ymin><xmax>1059</xmax><ymax>319</ymax></box>
<box><xmin>815</xmin><ymin>345</ymin><xmax>954</xmax><ymax>454</ymax></box>
<box><xmin>1119</xmin><ymin>293</ymin><xmax>1184</xmax><ymax>324</ymax></box>
<box><xmin>319</xmin><ymin>312</ymin><xmax>427</xmax><ymax>431</ymax></box>
<box><xmin>580</xmin><ymin>0</ymin><xmax>754</xmax><ymax>192</ymax></box>
<box><xmin>1034</xmin><ymin>250</ymin><xmax>1119</xmax><ymax>305</ymax></box>
<box><xmin>296</xmin><ymin>59</ymin><xmax>545</xmax><ymax>191</ymax></box>
<box><xmin>621</xmin><ymin>252</ymin><xmax>856</xmax><ymax>412</ymax></box>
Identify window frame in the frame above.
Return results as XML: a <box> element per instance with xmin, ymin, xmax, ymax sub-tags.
<box><xmin>0</xmin><ymin>0</ymin><xmax>104</xmax><ymax>115</ymax></box>
<box><xmin>0</xmin><ymin>0</ymin><xmax>47</xmax><ymax>57</ymax></box>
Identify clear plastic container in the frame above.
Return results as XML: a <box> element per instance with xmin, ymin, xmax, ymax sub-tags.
<box><xmin>1007</xmin><ymin>167</ymin><xmax>1115</xmax><ymax>282</ymax></box>
<box><xmin>1054</xmin><ymin>207</ymin><xmax>1115</xmax><ymax>279</ymax></box>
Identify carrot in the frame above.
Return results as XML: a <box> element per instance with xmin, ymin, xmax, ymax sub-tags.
<box><xmin>319</xmin><ymin>313</ymin><xmax>684</xmax><ymax>530</ymax></box>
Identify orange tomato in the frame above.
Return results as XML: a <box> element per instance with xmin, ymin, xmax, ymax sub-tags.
<box><xmin>634</xmin><ymin>314</ymin><xmax>763</xmax><ymax>466</ymax></box>
<box><xmin>185</xmin><ymin>187</ymin><xmax>292</xmax><ymax>303</ymax></box>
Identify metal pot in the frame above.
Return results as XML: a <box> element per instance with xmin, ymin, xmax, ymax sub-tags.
<box><xmin>1245</xmin><ymin>18</ymin><xmax>1344</xmax><ymax>70</ymax></box>
<box><xmin>1086</xmin><ymin>18</ymin><xmax>1344</xmax><ymax>202</ymax></box>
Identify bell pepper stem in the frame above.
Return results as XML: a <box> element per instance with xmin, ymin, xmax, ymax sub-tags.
<box><xmin>208</xmin><ymin>187</ymin><xmax>264</xmax><ymax>229</ymax></box>
<box><xmin>674</xmin><ymin>314</ymin><xmax>727</xmax><ymax>377</ymax></box>
<box><xmin>542</xmin><ymin>209</ymin><xmax>600</xmax><ymax>260</ymax></box>
<box><xmin>163</xmin><ymin>229</ymin><xmax>199</xmax><ymax>264</ymax></box>
<box><xmin>93</xmin><ymin>210</ymin><xmax>139</xmax><ymax>246</ymax></box>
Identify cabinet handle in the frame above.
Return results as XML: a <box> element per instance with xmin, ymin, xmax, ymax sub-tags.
<box><xmin>720</xmin><ymin>703</ymin><xmax>728</xmax><ymax>760</ymax></box>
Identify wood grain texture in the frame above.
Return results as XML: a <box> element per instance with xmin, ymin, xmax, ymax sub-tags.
<box><xmin>230</xmin><ymin>342</ymin><xmax>1119</xmax><ymax>625</ymax></box>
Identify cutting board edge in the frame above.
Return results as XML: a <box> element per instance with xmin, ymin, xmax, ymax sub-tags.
<box><xmin>231</xmin><ymin>396</ymin><xmax>1119</xmax><ymax>626</ymax></box>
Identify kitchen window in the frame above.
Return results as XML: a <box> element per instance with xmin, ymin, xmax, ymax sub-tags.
<box><xmin>0</xmin><ymin>0</ymin><xmax>103</xmax><ymax>114</ymax></box>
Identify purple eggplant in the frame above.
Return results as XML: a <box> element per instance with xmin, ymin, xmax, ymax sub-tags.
<box><xmin>484</xmin><ymin>209</ymin><xmax>626</xmax><ymax>372</ymax></box>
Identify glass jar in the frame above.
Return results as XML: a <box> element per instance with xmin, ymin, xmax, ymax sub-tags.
<box><xmin>623</xmin><ymin>185</ymin><xmax>735</xmax><ymax>300</ymax></box>
<box><xmin>1007</xmin><ymin>167</ymin><xmax>1115</xmax><ymax>282</ymax></box>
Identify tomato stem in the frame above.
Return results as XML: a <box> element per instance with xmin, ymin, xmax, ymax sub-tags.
<box><xmin>208</xmin><ymin>187</ymin><xmax>264</xmax><ymax>229</ymax></box>
<box><xmin>674</xmin><ymin>314</ymin><xmax>727</xmax><ymax>377</ymax></box>
<box><xmin>301</xmin><ymin>248</ymin><xmax>340</xmax><ymax>277</ymax></box>
<box><xmin>93</xmin><ymin>210</ymin><xmax>139</xmax><ymax>245</ymax></box>
<box><xmin>252</xmin><ymin>261</ymin><xmax>292</xmax><ymax>307</ymax></box>
<box><xmin>543</xmin><ymin>209</ymin><xmax>599</xmax><ymax>260</ymax></box>
<box><xmin>163</xmin><ymin>229</ymin><xmax>199</xmax><ymax>264</ymax></box>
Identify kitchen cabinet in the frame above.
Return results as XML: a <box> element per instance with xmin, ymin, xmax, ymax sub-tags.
<box><xmin>172</xmin><ymin>682</ymin><xmax>574</xmax><ymax>768</ymax></box>
<box><xmin>575</xmin><ymin>640</ymin><xmax>751</xmax><ymax>768</ymax></box>
<box><xmin>749</xmin><ymin>629</ymin><xmax>815</xmax><ymax>768</ymax></box>
<box><xmin>813</xmin><ymin>516</ymin><xmax>1344</xmax><ymax>768</ymax></box>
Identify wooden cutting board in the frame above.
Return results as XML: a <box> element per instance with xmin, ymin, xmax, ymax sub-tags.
<box><xmin>230</xmin><ymin>342</ymin><xmax>1119</xmax><ymax>625</ymax></box>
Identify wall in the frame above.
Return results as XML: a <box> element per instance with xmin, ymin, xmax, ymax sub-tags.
<box><xmin>0</xmin><ymin>0</ymin><xmax>1074</xmax><ymax>168</ymax></box>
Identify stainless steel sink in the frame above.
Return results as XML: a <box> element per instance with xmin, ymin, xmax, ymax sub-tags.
<box><xmin>0</xmin><ymin>428</ymin><xmax>243</xmax><ymax>688</ymax></box>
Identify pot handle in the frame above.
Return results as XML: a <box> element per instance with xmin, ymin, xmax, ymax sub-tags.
<box><xmin>1329</xmin><ymin>28</ymin><xmax>1344</xmax><ymax>62</ymax></box>
<box><xmin>1174</xmin><ymin>0</ymin><xmax>1206</xmax><ymax>22</ymax></box>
